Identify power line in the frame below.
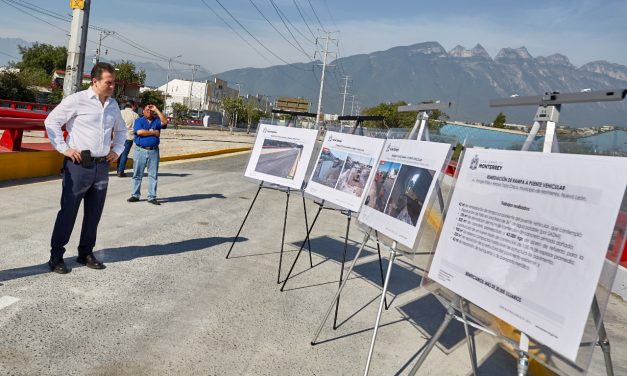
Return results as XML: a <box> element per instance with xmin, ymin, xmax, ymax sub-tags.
<box><xmin>307</xmin><ymin>0</ymin><xmax>326</xmax><ymax>31</ymax></box>
<box><xmin>293</xmin><ymin>0</ymin><xmax>317</xmax><ymax>41</ymax></box>
<box><xmin>213</xmin><ymin>0</ymin><xmax>311</xmax><ymax>71</ymax></box>
<box><xmin>199</xmin><ymin>0</ymin><xmax>277</xmax><ymax>67</ymax></box>
<box><xmin>248</xmin><ymin>0</ymin><xmax>312</xmax><ymax>59</ymax></box>
<box><xmin>268</xmin><ymin>0</ymin><xmax>314</xmax><ymax>57</ymax></box>
<box><xmin>269</xmin><ymin>0</ymin><xmax>315</xmax><ymax>45</ymax></box>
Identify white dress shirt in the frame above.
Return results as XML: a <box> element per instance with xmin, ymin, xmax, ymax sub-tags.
<box><xmin>45</xmin><ymin>87</ymin><xmax>126</xmax><ymax>157</ymax></box>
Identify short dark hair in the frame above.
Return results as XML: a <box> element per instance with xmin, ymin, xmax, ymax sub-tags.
<box><xmin>124</xmin><ymin>100</ymin><xmax>136</xmax><ymax>109</ymax></box>
<box><xmin>91</xmin><ymin>62</ymin><xmax>115</xmax><ymax>81</ymax></box>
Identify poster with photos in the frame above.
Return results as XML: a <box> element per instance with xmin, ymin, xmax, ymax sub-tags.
<box><xmin>358</xmin><ymin>140</ymin><xmax>451</xmax><ymax>248</ymax></box>
<box><xmin>244</xmin><ymin>123</ymin><xmax>318</xmax><ymax>189</ymax></box>
<box><xmin>305</xmin><ymin>132</ymin><xmax>385</xmax><ymax>212</ymax></box>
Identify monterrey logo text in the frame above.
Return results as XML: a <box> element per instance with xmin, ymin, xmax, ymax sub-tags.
<box><xmin>470</xmin><ymin>155</ymin><xmax>503</xmax><ymax>171</ymax></box>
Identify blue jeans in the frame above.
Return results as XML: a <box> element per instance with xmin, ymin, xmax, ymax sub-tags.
<box><xmin>131</xmin><ymin>146</ymin><xmax>160</xmax><ymax>200</ymax></box>
<box><xmin>117</xmin><ymin>139</ymin><xmax>134</xmax><ymax>174</ymax></box>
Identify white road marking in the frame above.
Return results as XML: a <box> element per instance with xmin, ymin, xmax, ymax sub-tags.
<box><xmin>0</xmin><ymin>296</ymin><xmax>20</xmax><ymax>310</ymax></box>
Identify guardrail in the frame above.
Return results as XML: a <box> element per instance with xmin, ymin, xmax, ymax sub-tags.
<box><xmin>0</xmin><ymin>99</ymin><xmax>53</xmax><ymax>119</ymax></box>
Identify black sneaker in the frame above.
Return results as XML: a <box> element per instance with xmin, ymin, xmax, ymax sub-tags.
<box><xmin>48</xmin><ymin>256</ymin><xmax>70</xmax><ymax>274</ymax></box>
<box><xmin>127</xmin><ymin>196</ymin><xmax>139</xmax><ymax>202</ymax></box>
<box><xmin>147</xmin><ymin>199</ymin><xmax>160</xmax><ymax>206</ymax></box>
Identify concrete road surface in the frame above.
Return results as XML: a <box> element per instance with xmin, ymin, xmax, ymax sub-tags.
<box><xmin>255</xmin><ymin>147</ymin><xmax>301</xmax><ymax>179</ymax></box>
<box><xmin>0</xmin><ymin>153</ymin><xmax>625</xmax><ymax>375</ymax></box>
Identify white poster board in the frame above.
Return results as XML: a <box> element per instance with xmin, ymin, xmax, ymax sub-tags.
<box><xmin>305</xmin><ymin>132</ymin><xmax>385</xmax><ymax>212</ymax></box>
<box><xmin>244</xmin><ymin>123</ymin><xmax>319</xmax><ymax>189</ymax></box>
<box><xmin>358</xmin><ymin>140</ymin><xmax>451</xmax><ymax>248</ymax></box>
<box><xmin>428</xmin><ymin>148</ymin><xmax>627</xmax><ymax>361</ymax></box>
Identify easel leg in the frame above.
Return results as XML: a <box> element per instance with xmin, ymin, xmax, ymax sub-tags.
<box><xmin>592</xmin><ymin>297</ymin><xmax>615</xmax><ymax>376</ymax></box>
<box><xmin>226</xmin><ymin>182</ymin><xmax>263</xmax><ymax>259</ymax></box>
<box><xmin>311</xmin><ymin>231</ymin><xmax>371</xmax><ymax>345</ymax></box>
<box><xmin>277</xmin><ymin>188</ymin><xmax>291</xmax><ymax>284</ymax></box>
<box><xmin>460</xmin><ymin>299</ymin><xmax>478</xmax><ymax>376</ymax></box>
<box><xmin>280</xmin><ymin>203</ymin><xmax>324</xmax><ymax>291</ymax></box>
<box><xmin>364</xmin><ymin>246</ymin><xmax>396</xmax><ymax>376</ymax></box>
<box><xmin>302</xmin><ymin>194</ymin><xmax>313</xmax><ymax>268</ymax></box>
<box><xmin>408</xmin><ymin>297</ymin><xmax>460</xmax><ymax>376</ymax></box>
<box><xmin>333</xmin><ymin>211</ymin><xmax>352</xmax><ymax>330</ymax></box>
<box><xmin>374</xmin><ymin>231</ymin><xmax>389</xmax><ymax>310</ymax></box>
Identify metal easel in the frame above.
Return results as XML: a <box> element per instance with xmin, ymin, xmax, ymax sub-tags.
<box><xmin>409</xmin><ymin>89</ymin><xmax>627</xmax><ymax>376</ymax></box>
<box><xmin>281</xmin><ymin>116</ymin><xmax>390</xmax><ymax>328</ymax></box>
<box><xmin>310</xmin><ymin>102</ymin><xmax>470</xmax><ymax>376</ymax></box>
<box><xmin>226</xmin><ymin>183</ymin><xmax>313</xmax><ymax>284</ymax></box>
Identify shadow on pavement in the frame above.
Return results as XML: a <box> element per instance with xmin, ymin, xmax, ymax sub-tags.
<box><xmin>0</xmin><ymin>236</ymin><xmax>245</xmax><ymax>283</ymax></box>
<box><xmin>353</xmin><ymin>257</ymin><xmax>422</xmax><ymax>297</ymax></box>
<box><xmin>157</xmin><ymin>173</ymin><xmax>192</xmax><ymax>177</ymax></box>
<box><xmin>159</xmin><ymin>193</ymin><xmax>226</xmax><ymax>203</ymax></box>
<box><xmin>397</xmin><ymin>293</ymin><xmax>478</xmax><ymax>353</ymax></box>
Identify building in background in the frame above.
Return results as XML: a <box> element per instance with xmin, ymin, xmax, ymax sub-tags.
<box><xmin>274</xmin><ymin>97</ymin><xmax>310</xmax><ymax>113</ymax></box>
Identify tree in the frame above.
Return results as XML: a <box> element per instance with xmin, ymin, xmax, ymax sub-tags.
<box><xmin>139</xmin><ymin>89</ymin><xmax>164</xmax><ymax>109</ymax></box>
<box><xmin>221</xmin><ymin>96</ymin><xmax>245</xmax><ymax>133</ymax></box>
<box><xmin>112</xmin><ymin>60</ymin><xmax>146</xmax><ymax>103</ymax></box>
<box><xmin>244</xmin><ymin>102</ymin><xmax>265</xmax><ymax>134</ymax></box>
<box><xmin>362</xmin><ymin>101</ymin><xmax>417</xmax><ymax>128</ymax></box>
<box><xmin>0</xmin><ymin>72</ymin><xmax>36</xmax><ymax>102</ymax></box>
<box><xmin>427</xmin><ymin>108</ymin><xmax>450</xmax><ymax>132</ymax></box>
<box><xmin>171</xmin><ymin>103</ymin><xmax>189</xmax><ymax>122</ymax></box>
<box><xmin>493</xmin><ymin>112</ymin><xmax>507</xmax><ymax>128</ymax></box>
<box><xmin>13</xmin><ymin>43</ymin><xmax>67</xmax><ymax>74</ymax></box>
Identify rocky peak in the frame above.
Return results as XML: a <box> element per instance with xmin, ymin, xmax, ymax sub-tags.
<box><xmin>580</xmin><ymin>60</ymin><xmax>627</xmax><ymax>81</ymax></box>
<box><xmin>406</xmin><ymin>41</ymin><xmax>447</xmax><ymax>57</ymax></box>
<box><xmin>495</xmin><ymin>47</ymin><xmax>533</xmax><ymax>61</ymax></box>
<box><xmin>448</xmin><ymin>44</ymin><xmax>491</xmax><ymax>60</ymax></box>
<box><xmin>535</xmin><ymin>53</ymin><xmax>574</xmax><ymax>68</ymax></box>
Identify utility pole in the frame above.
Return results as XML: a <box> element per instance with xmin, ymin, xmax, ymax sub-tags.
<box><xmin>315</xmin><ymin>31</ymin><xmax>336</xmax><ymax>127</ymax></box>
<box><xmin>350</xmin><ymin>95</ymin><xmax>356</xmax><ymax>116</ymax></box>
<box><xmin>93</xmin><ymin>30</ymin><xmax>113</xmax><ymax>64</ymax></box>
<box><xmin>188</xmin><ymin>64</ymin><xmax>198</xmax><ymax>110</ymax></box>
<box><xmin>340</xmin><ymin>75</ymin><xmax>351</xmax><ymax>116</ymax></box>
<box><xmin>63</xmin><ymin>0</ymin><xmax>91</xmax><ymax>97</ymax></box>
<box><xmin>163</xmin><ymin>54</ymin><xmax>182</xmax><ymax>114</ymax></box>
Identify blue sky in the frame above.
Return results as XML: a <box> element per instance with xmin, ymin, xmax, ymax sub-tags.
<box><xmin>1</xmin><ymin>0</ymin><xmax>626</xmax><ymax>77</ymax></box>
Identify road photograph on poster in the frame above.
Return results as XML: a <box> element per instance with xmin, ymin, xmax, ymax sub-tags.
<box><xmin>359</xmin><ymin>140</ymin><xmax>451</xmax><ymax>249</ymax></box>
<box><xmin>427</xmin><ymin>148</ymin><xmax>627</xmax><ymax>361</ymax></box>
<box><xmin>254</xmin><ymin>139</ymin><xmax>304</xmax><ymax>180</ymax></box>
<box><xmin>305</xmin><ymin>132</ymin><xmax>385</xmax><ymax>212</ymax></box>
<box><xmin>244</xmin><ymin>124</ymin><xmax>318</xmax><ymax>189</ymax></box>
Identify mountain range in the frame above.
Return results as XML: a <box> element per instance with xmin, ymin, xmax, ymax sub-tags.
<box><xmin>209</xmin><ymin>42</ymin><xmax>627</xmax><ymax>128</ymax></box>
<box><xmin>2</xmin><ymin>37</ymin><xmax>626</xmax><ymax>127</ymax></box>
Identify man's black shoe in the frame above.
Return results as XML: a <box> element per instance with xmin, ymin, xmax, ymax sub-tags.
<box><xmin>117</xmin><ymin>172</ymin><xmax>127</xmax><ymax>177</ymax></box>
<box><xmin>76</xmin><ymin>254</ymin><xmax>106</xmax><ymax>270</ymax></box>
<box><xmin>127</xmin><ymin>196</ymin><xmax>139</xmax><ymax>202</ymax></box>
<box><xmin>147</xmin><ymin>199</ymin><xmax>160</xmax><ymax>205</ymax></box>
<box><xmin>48</xmin><ymin>256</ymin><xmax>69</xmax><ymax>274</ymax></box>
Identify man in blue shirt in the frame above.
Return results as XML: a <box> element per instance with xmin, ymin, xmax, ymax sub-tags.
<box><xmin>127</xmin><ymin>104</ymin><xmax>168</xmax><ymax>205</ymax></box>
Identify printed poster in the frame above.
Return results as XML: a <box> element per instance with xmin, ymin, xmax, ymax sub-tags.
<box><xmin>305</xmin><ymin>131</ymin><xmax>385</xmax><ymax>212</ymax></box>
<box><xmin>428</xmin><ymin>148</ymin><xmax>627</xmax><ymax>361</ymax></box>
<box><xmin>358</xmin><ymin>140</ymin><xmax>451</xmax><ymax>248</ymax></box>
<box><xmin>244</xmin><ymin>123</ymin><xmax>318</xmax><ymax>189</ymax></box>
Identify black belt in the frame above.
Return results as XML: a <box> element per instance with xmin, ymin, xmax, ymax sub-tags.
<box><xmin>136</xmin><ymin>145</ymin><xmax>158</xmax><ymax>150</ymax></box>
<box><xmin>69</xmin><ymin>156</ymin><xmax>107</xmax><ymax>164</ymax></box>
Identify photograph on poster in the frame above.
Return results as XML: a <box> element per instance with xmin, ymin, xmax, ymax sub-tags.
<box><xmin>383</xmin><ymin>165</ymin><xmax>435</xmax><ymax>226</ymax></box>
<box><xmin>365</xmin><ymin>161</ymin><xmax>400</xmax><ymax>212</ymax></box>
<box><xmin>335</xmin><ymin>154</ymin><xmax>374</xmax><ymax>197</ymax></box>
<box><xmin>244</xmin><ymin>123</ymin><xmax>318</xmax><ymax>189</ymax></box>
<box><xmin>254</xmin><ymin>139</ymin><xmax>304</xmax><ymax>180</ymax></box>
<box><xmin>311</xmin><ymin>147</ymin><xmax>348</xmax><ymax>188</ymax></box>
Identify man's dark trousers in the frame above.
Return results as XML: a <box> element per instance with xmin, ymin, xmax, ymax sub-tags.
<box><xmin>50</xmin><ymin>158</ymin><xmax>109</xmax><ymax>258</ymax></box>
<box><xmin>117</xmin><ymin>139</ymin><xmax>133</xmax><ymax>174</ymax></box>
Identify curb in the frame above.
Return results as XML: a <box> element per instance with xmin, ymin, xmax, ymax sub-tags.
<box><xmin>159</xmin><ymin>147</ymin><xmax>251</xmax><ymax>162</ymax></box>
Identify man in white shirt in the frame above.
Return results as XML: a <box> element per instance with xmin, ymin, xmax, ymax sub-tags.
<box><xmin>117</xmin><ymin>100</ymin><xmax>139</xmax><ymax>177</ymax></box>
<box><xmin>44</xmin><ymin>62</ymin><xmax>126</xmax><ymax>274</ymax></box>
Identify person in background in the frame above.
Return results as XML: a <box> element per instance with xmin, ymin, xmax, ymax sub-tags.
<box><xmin>117</xmin><ymin>100</ymin><xmax>139</xmax><ymax>177</ymax></box>
<box><xmin>44</xmin><ymin>62</ymin><xmax>126</xmax><ymax>274</ymax></box>
<box><xmin>127</xmin><ymin>103</ymin><xmax>168</xmax><ymax>205</ymax></box>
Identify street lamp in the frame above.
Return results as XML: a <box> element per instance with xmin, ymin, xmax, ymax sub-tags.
<box><xmin>163</xmin><ymin>54</ymin><xmax>182</xmax><ymax>114</ymax></box>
